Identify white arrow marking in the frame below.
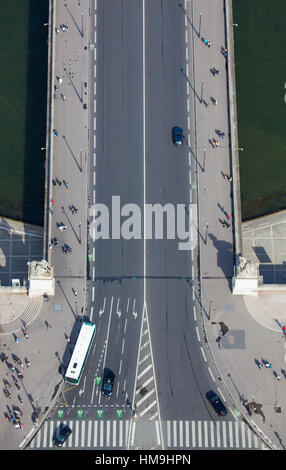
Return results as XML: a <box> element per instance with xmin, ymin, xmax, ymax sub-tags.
<box><xmin>99</xmin><ymin>297</ymin><xmax>106</xmax><ymax>317</ymax></box>
<box><xmin>117</xmin><ymin>298</ymin><xmax>121</xmax><ymax>318</ymax></box>
<box><xmin>132</xmin><ymin>299</ymin><xmax>137</xmax><ymax>319</ymax></box>
<box><xmin>79</xmin><ymin>376</ymin><xmax>86</xmax><ymax>397</ymax></box>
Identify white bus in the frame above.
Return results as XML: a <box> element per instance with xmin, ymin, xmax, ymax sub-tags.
<box><xmin>64</xmin><ymin>321</ymin><xmax>96</xmax><ymax>385</ymax></box>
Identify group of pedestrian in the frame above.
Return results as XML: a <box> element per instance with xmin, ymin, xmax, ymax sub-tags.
<box><xmin>216</xmin><ymin>129</ymin><xmax>225</xmax><ymax>139</ymax></box>
<box><xmin>49</xmin><ymin>237</ymin><xmax>59</xmax><ymax>250</ymax></box>
<box><xmin>223</xmin><ymin>173</ymin><xmax>232</xmax><ymax>183</ymax></box>
<box><xmin>1</xmin><ymin>350</ymin><xmax>31</xmax><ymax>428</ymax></box>
<box><xmin>69</xmin><ymin>204</ymin><xmax>78</xmax><ymax>214</ymax></box>
<box><xmin>210</xmin><ymin>138</ymin><xmax>219</xmax><ymax>148</ymax></box>
<box><xmin>202</xmin><ymin>37</ymin><xmax>211</xmax><ymax>47</ymax></box>
<box><xmin>57</xmin><ymin>222</ymin><xmax>67</xmax><ymax>232</ymax></box>
<box><xmin>210</xmin><ymin>67</ymin><xmax>219</xmax><ymax>76</ymax></box>
<box><xmin>5</xmin><ymin>408</ymin><xmax>24</xmax><ymax>430</ymax></box>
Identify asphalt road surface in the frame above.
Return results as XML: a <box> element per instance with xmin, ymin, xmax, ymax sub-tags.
<box><xmin>45</xmin><ymin>0</ymin><xmax>237</xmax><ymax>450</ymax></box>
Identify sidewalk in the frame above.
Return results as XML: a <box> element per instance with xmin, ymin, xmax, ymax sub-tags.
<box><xmin>194</xmin><ymin>0</ymin><xmax>286</xmax><ymax>450</ymax></box>
<box><xmin>203</xmin><ymin>280</ymin><xmax>286</xmax><ymax>450</ymax></box>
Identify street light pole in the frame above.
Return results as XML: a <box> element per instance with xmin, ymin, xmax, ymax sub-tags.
<box><xmin>208</xmin><ymin>299</ymin><xmax>214</xmax><ymax>320</ymax></box>
<box><xmin>202</xmin><ymin>149</ymin><xmax>206</xmax><ymax>172</ymax></box>
<box><xmin>205</xmin><ymin>222</ymin><xmax>209</xmax><ymax>244</ymax></box>
<box><xmin>198</xmin><ymin>13</ymin><xmax>202</xmax><ymax>38</ymax></box>
<box><xmin>200</xmin><ymin>79</ymin><xmax>204</xmax><ymax>103</ymax></box>
<box><xmin>78</xmin><ymin>222</ymin><xmax>82</xmax><ymax>244</ymax></box>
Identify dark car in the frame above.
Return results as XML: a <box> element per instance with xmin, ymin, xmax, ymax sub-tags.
<box><xmin>206</xmin><ymin>390</ymin><xmax>227</xmax><ymax>417</ymax></box>
<box><xmin>172</xmin><ymin>127</ymin><xmax>183</xmax><ymax>146</ymax></box>
<box><xmin>53</xmin><ymin>424</ymin><xmax>72</xmax><ymax>447</ymax></box>
<box><xmin>101</xmin><ymin>369</ymin><xmax>115</xmax><ymax>398</ymax></box>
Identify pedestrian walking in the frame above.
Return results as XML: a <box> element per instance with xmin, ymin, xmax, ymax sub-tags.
<box><xmin>23</xmin><ymin>329</ymin><xmax>28</xmax><ymax>339</ymax></box>
<box><xmin>15</xmin><ymin>336</ymin><xmax>20</xmax><ymax>344</ymax></box>
<box><xmin>63</xmin><ymin>180</ymin><xmax>69</xmax><ymax>188</ymax></box>
<box><xmin>26</xmin><ymin>360</ymin><xmax>31</xmax><ymax>368</ymax></box>
<box><xmin>277</xmin><ymin>374</ymin><xmax>281</xmax><ymax>381</ymax></box>
<box><xmin>226</xmin><ymin>213</ymin><xmax>231</xmax><ymax>220</ymax></box>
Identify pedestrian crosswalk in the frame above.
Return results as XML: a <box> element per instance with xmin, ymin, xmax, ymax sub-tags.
<box><xmin>28</xmin><ymin>419</ymin><xmax>131</xmax><ymax>449</ymax></box>
<box><xmin>28</xmin><ymin>418</ymin><xmax>268</xmax><ymax>449</ymax></box>
<box><xmin>165</xmin><ymin>419</ymin><xmax>268</xmax><ymax>450</ymax></box>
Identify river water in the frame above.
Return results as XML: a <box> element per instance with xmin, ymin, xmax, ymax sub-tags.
<box><xmin>233</xmin><ymin>0</ymin><xmax>286</xmax><ymax>220</ymax></box>
<box><xmin>0</xmin><ymin>0</ymin><xmax>48</xmax><ymax>226</ymax></box>
<box><xmin>0</xmin><ymin>1</ymin><xmax>285</xmax><ymax>224</ymax></box>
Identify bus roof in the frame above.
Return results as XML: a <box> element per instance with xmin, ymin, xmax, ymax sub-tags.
<box><xmin>64</xmin><ymin>322</ymin><xmax>96</xmax><ymax>382</ymax></box>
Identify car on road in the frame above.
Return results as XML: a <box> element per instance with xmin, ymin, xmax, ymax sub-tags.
<box><xmin>53</xmin><ymin>424</ymin><xmax>72</xmax><ymax>447</ymax></box>
<box><xmin>206</xmin><ymin>390</ymin><xmax>227</xmax><ymax>417</ymax></box>
<box><xmin>172</xmin><ymin>126</ymin><xmax>183</xmax><ymax>146</ymax></box>
<box><xmin>101</xmin><ymin>368</ymin><xmax>115</xmax><ymax>398</ymax></box>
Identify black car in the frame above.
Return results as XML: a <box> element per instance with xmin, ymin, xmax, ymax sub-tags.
<box><xmin>206</xmin><ymin>390</ymin><xmax>227</xmax><ymax>417</ymax></box>
<box><xmin>53</xmin><ymin>424</ymin><xmax>72</xmax><ymax>447</ymax></box>
<box><xmin>172</xmin><ymin>126</ymin><xmax>183</xmax><ymax>146</ymax></box>
<box><xmin>101</xmin><ymin>369</ymin><xmax>115</xmax><ymax>398</ymax></box>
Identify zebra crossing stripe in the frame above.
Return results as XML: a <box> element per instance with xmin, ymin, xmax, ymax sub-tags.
<box><xmin>192</xmin><ymin>420</ymin><xmax>196</xmax><ymax>447</ymax></box>
<box><xmin>204</xmin><ymin>421</ymin><xmax>208</xmax><ymax>448</ymax></box>
<box><xmin>199</xmin><ymin>421</ymin><xmax>202</xmax><ymax>447</ymax></box>
<box><xmin>235</xmin><ymin>420</ymin><xmax>239</xmax><ymax>448</ymax></box>
<box><xmin>119</xmin><ymin>420</ymin><xmax>123</xmax><ymax>447</ymax></box>
<box><xmin>222</xmin><ymin>421</ymin><xmax>227</xmax><ymax>447</ymax></box>
<box><xmin>94</xmin><ymin>421</ymin><xmax>98</xmax><ymax>447</ymax></box>
<box><xmin>228</xmin><ymin>421</ymin><xmax>233</xmax><ymax>448</ymax></box>
<box><xmin>87</xmin><ymin>420</ymin><xmax>92</xmax><ymax>447</ymax></box>
<box><xmin>49</xmin><ymin>421</ymin><xmax>54</xmax><ymax>448</ymax></box>
<box><xmin>81</xmin><ymin>420</ymin><xmax>85</xmax><ymax>447</ymax></box>
<box><xmin>28</xmin><ymin>418</ymin><xmax>265</xmax><ymax>450</ymax></box>
<box><xmin>100</xmin><ymin>420</ymin><xmax>104</xmax><ymax>447</ymax></box>
<box><xmin>185</xmin><ymin>421</ymin><xmax>190</xmax><ymax>448</ymax></box>
<box><xmin>167</xmin><ymin>421</ymin><xmax>171</xmax><ymax>447</ymax></box>
<box><xmin>209</xmin><ymin>421</ymin><xmax>214</xmax><ymax>447</ymax></box>
<box><xmin>241</xmin><ymin>421</ymin><xmax>246</xmax><ymax>448</ymax></box>
<box><xmin>179</xmin><ymin>421</ymin><xmax>183</xmax><ymax>447</ymax></box>
<box><xmin>113</xmin><ymin>420</ymin><xmax>116</xmax><ymax>447</ymax></box>
<box><xmin>155</xmin><ymin>420</ymin><xmax>161</xmax><ymax>446</ymax></box>
<box><xmin>106</xmin><ymin>420</ymin><xmax>110</xmax><ymax>447</ymax></box>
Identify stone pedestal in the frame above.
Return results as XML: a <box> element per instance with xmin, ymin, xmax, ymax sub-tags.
<box><xmin>232</xmin><ymin>256</ymin><xmax>261</xmax><ymax>297</ymax></box>
<box><xmin>27</xmin><ymin>260</ymin><xmax>55</xmax><ymax>297</ymax></box>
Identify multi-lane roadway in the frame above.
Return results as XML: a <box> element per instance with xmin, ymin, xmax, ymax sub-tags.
<box><xmin>29</xmin><ymin>0</ymin><xmax>263</xmax><ymax>450</ymax></box>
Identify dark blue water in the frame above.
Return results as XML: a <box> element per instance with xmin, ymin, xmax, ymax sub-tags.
<box><xmin>0</xmin><ymin>0</ymin><xmax>48</xmax><ymax>225</ymax></box>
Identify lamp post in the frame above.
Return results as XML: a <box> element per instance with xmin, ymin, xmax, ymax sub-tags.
<box><xmin>200</xmin><ymin>79</ymin><xmax>204</xmax><ymax>103</ymax></box>
<box><xmin>78</xmin><ymin>222</ymin><xmax>82</xmax><ymax>244</ymax></box>
<box><xmin>202</xmin><ymin>149</ymin><xmax>207</xmax><ymax>172</ymax></box>
<box><xmin>208</xmin><ymin>299</ymin><xmax>214</xmax><ymax>320</ymax></box>
<box><xmin>205</xmin><ymin>222</ymin><xmax>209</xmax><ymax>244</ymax></box>
<box><xmin>198</xmin><ymin>13</ymin><xmax>202</xmax><ymax>38</ymax></box>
